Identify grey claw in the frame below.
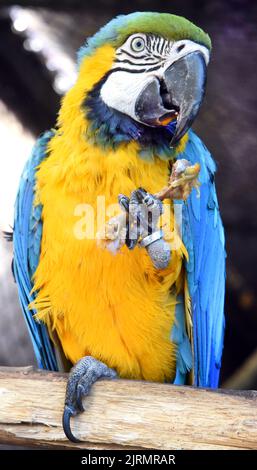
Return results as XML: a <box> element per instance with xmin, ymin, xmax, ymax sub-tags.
<box><xmin>63</xmin><ymin>356</ymin><xmax>117</xmax><ymax>442</ymax></box>
<box><xmin>76</xmin><ymin>384</ymin><xmax>85</xmax><ymax>412</ymax></box>
<box><xmin>143</xmin><ymin>194</ymin><xmax>155</xmax><ymax>207</ymax></box>
<box><xmin>62</xmin><ymin>405</ymin><xmax>81</xmax><ymax>443</ymax></box>
<box><xmin>120</xmin><ymin>187</ymin><xmax>164</xmax><ymax>251</ymax></box>
<box><xmin>118</xmin><ymin>194</ymin><xmax>129</xmax><ymax>212</ymax></box>
<box><xmin>134</xmin><ymin>187</ymin><xmax>147</xmax><ymax>202</ymax></box>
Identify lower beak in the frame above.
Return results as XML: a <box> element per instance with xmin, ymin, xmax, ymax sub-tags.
<box><xmin>135</xmin><ymin>52</ymin><xmax>207</xmax><ymax>146</ymax></box>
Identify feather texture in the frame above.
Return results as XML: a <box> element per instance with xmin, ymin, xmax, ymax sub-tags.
<box><xmin>172</xmin><ymin>294</ymin><xmax>193</xmax><ymax>385</ymax></box>
<box><xmin>13</xmin><ymin>130</ymin><xmax>58</xmax><ymax>370</ymax></box>
<box><xmin>78</xmin><ymin>12</ymin><xmax>211</xmax><ymax>63</ymax></box>
<box><xmin>178</xmin><ymin>130</ymin><xmax>225</xmax><ymax>387</ymax></box>
<box><xmin>13</xmin><ymin>34</ymin><xmax>225</xmax><ymax>387</ymax></box>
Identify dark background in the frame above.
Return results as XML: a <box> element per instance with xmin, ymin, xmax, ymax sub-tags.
<box><xmin>0</xmin><ymin>0</ymin><xmax>256</xmax><ymax>388</ymax></box>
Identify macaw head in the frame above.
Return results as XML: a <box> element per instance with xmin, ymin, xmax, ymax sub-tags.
<box><xmin>73</xmin><ymin>12</ymin><xmax>211</xmax><ymax>150</ymax></box>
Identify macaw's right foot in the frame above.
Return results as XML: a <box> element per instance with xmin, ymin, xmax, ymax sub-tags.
<box><xmin>62</xmin><ymin>356</ymin><xmax>117</xmax><ymax>443</ymax></box>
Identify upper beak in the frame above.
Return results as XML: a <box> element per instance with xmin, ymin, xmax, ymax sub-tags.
<box><xmin>135</xmin><ymin>51</ymin><xmax>207</xmax><ymax>146</ymax></box>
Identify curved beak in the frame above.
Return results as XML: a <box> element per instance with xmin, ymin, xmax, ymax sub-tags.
<box><xmin>135</xmin><ymin>51</ymin><xmax>207</xmax><ymax>146</ymax></box>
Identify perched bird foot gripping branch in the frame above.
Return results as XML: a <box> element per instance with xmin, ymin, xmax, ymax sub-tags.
<box><xmin>13</xmin><ymin>12</ymin><xmax>225</xmax><ymax>443</ymax></box>
<box><xmin>63</xmin><ymin>356</ymin><xmax>117</xmax><ymax>442</ymax></box>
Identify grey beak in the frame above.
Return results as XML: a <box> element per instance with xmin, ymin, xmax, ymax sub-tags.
<box><xmin>135</xmin><ymin>51</ymin><xmax>207</xmax><ymax>145</ymax></box>
<box><xmin>165</xmin><ymin>52</ymin><xmax>207</xmax><ymax>145</ymax></box>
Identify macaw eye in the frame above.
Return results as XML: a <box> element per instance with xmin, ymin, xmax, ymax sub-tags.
<box><xmin>130</xmin><ymin>36</ymin><xmax>145</xmax><ymax>53</ymax></box>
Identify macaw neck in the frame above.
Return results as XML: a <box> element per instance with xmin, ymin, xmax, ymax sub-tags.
<box><xmin>83</xmin><ymin>78</ymin><xmax>178</xmax><ymax>162</ymax></box>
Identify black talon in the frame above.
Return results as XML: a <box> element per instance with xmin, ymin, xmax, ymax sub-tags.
<box><xmin>62</xmin><ymin>405</ymin><xmax>81</xmax><ymax>443</ymax></box>
<box><xmin>76</xmin><ymin>385</ymin><xmax>85</xmax><ymax>412</ymax></box>
<box><xmin>62</xmin><ymin>356</ymin><xmax>117</xmax><ymax>442</ymax></box>
<box><xmin>118</xmin><ymin>194</ymin><xmax>129</xmax><ymax>212</ymax></box>
<box><xmin>123</xmin><ymin>187</ymin><xmax>163</xmax><ymax>249</ymax></box>
<box><xmin>135</xmin><ymin>187</ymin><xmax>147</xmax><ymax>202</ymax></box>
<box><xmin>143</xmin><ymin>194</ymin><xmax>155</xmax><ymax>207</ymax></box>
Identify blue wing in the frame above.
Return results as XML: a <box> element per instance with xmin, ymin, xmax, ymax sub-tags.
<box><xmin>174</xmin><ymin>130</ymin><xmax>225</xmax><ymax>388</ymax></box>
<box><xmin>13</xmin><ymin>130</ymin><xmax>58</xmax><ymax>370</ymax></box>
<box><xmin>172</xmin><ymin>294</ymin><xmax>193</xmax><ymax>385</ymax></box>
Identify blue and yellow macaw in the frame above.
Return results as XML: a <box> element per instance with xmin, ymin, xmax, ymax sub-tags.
<box><xmin>13</xmin><ymin>12</ymin><xmax>225</xmax><ymax>442</ymax></box>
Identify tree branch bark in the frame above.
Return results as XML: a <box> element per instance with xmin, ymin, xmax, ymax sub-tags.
<box><xmin>0</xmin><ymin>367</ymin><xmax>257</xmax><ymax>449</ymax></box>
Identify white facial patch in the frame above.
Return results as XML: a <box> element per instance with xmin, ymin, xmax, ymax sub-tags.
<box><xmin>100</xmin><ymin>33</ymin><xmax>210</xmax><ymax>122</ymax></box>
<box><xmin>100</xmin><ymin>72</ymin><xmax>154</xmax><ymax>121</ymax></box>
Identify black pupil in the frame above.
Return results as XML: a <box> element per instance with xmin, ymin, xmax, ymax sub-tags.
<box><xmin>136</xmin><ymin>40</ymin><xmax>142</xmax><ymax>48</ymax></box>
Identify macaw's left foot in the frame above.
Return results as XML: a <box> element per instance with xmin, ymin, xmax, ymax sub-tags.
<box><xmin>62</xmin><ymin>356</ymin><xmax>117</xmax><ymax>442</ymax></box>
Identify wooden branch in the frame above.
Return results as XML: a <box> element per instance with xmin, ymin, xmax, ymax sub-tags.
<box><xmin>0</xmin><ymin>367</ymin><xmax>257</xmax><ymax>450</ymax></box>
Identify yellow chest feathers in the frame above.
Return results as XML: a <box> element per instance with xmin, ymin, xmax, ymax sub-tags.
<box><xmin>33</xmin><ymin>136</ymin><xmax>187</xmax><ymax>383</ymax></box>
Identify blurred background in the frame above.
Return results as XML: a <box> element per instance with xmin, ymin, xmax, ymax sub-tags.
<box><xmin>0</xmin><ymin>0</ymin><xmax>256</xmax><ymax>389</ymax></box>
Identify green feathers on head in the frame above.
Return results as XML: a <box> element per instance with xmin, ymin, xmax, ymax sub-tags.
<box><xmin>78</xmin><ymin>12</ymin><xmax>211</xmax><ymax>64</ymax></box>
<box><xmin>117</xmin><ymin>13</ymin><xmax>211</xmax><ymax>49</ymax></box>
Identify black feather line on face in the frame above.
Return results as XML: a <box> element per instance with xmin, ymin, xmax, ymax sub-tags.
<box><xmin>114</xmin><ymin>58</ymin><xmax>161</xmax><ymax>67</ymax></box>
<box><xmin>3</xmin><ymin>229</ymin><xmax>13</xmax><ymax>242</ymax></box>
